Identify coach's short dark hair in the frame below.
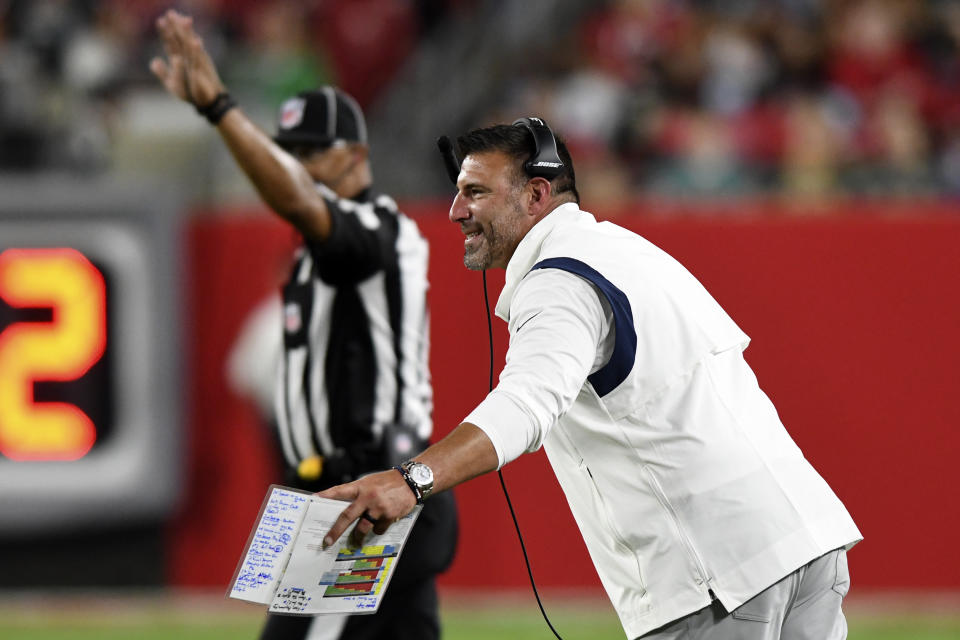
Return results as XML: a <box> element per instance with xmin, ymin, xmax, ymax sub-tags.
<box><xmin>456</xmin><ymin>124</ymin><xmax>580</xmax><ymax>204</ymax></box>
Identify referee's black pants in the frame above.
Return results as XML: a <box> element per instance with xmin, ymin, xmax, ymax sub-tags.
<box><xmin>258</xmin><ymin>489</ymin><xmax>458</xmax><ymax>640</ymax></box>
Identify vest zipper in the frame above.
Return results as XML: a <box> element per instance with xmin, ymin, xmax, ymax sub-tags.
<box><xmin>581</xmin><ymin>461</ymin><xmax>649</xmax><ymax>597</ymax></box>
<box><xmin>641</xmin><ymin>466</ymin><xmax>712</xmax><ymax>593</ymax></box>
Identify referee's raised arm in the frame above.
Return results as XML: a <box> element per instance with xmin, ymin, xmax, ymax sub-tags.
<box><xmin>149</xmin><ymin>9</ymin><xmax>331</xmax><ymax>241</ymax></box>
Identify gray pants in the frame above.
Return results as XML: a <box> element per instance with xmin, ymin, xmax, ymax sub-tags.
<box><xmin>641</xmin><ymin>548</ymin><xmax>851</xmax><ymax>640</ymax></box>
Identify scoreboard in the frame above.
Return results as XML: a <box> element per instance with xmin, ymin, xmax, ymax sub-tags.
<box><xmin>0</xmin><ymin>247</ymin><xmax>108</xmax><ymax>460</ymax></box>
<box><xmin>0</xmin><ymin>177</ymin><xmax>182</xmax><ymax>533</ymax></box>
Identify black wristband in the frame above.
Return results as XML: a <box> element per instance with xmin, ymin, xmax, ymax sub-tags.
<box><xmin>393</xmin><ymin>465</ymin><xmax>423</xmax><ymax>504</ymax></box>
<box><xmin>195</xmin><ymin>92</ymin><xmax>236</xmax><ymax>125</ymax></box>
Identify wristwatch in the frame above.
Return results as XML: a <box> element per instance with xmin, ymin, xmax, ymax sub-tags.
<box><xmin>395</xmin><ymin>460</ymin><xmax>434</xmax><ymax>504</ymax></box>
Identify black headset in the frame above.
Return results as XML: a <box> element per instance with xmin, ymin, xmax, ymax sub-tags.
<box><xmin>436</xmin><ymin>117</ymin><xmax>565</xmax><ymax>184</ymax></box>
<box><xmin>511</xmin><ymin>117</ymin><xmax>565</xmax><ymax>180</ymax></box>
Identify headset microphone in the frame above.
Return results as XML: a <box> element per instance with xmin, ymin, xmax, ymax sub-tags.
<box><xmin>437</xmin><ymin>136</ymin><xmax>461</xmax><ymax>185</ymax></box>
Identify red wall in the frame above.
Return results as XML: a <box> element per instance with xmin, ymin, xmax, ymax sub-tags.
<box><xmin>169</xmin><ymin>201</ymin><xmax>960</xmax><ymax>594</ymax></box>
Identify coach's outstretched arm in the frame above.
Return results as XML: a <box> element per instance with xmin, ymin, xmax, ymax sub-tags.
<box><xmin>318</xmin><ymin>422</ymin><xmax>499</xmax><ymax>547</ymax></box>
<box><xmin>149</xmin><ymin>9</ymin><xmax>331</xmax><ymax>241</ymax></box>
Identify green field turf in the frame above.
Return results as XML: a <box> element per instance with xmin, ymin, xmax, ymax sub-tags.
<box><xmin>0</xmin><ymin>592</ymin><xmax>957</xmax><ymax>640</ymax></box>
<box><xmin>2</xmin><ymin>615</ymin><xmax>959</xmax><ymax>640</ymax></box>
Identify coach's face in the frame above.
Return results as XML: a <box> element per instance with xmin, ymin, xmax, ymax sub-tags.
<box><xmin>449</xmin><ymin>150</ymin><xmax>532</xmax><ymax>271</ymax></box>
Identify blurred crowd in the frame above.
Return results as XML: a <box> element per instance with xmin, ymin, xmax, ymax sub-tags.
<box><xmin>488</xmin><ymin>0</ymin><xmax>960</xmax><ymax>204</ymax></box>
<box><xmin>0</xmin><ymin>0</ymin><xmax>457</xmax><ymax>173</ymax></box>
<box><xmin>2</xmin><ymin>0</ymin><xmax>960</xmax><ymax>204</ymax></box>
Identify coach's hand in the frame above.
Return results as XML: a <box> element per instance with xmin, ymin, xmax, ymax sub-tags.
<box><xmin>318</xmin><ymin>469</ymin><xmax>417</xmax><ymax>549</ymax></box>
<box><xmin>150</xmin><ymin>9</ymin><xmax>226</xmax><ymax>108</ymax></box>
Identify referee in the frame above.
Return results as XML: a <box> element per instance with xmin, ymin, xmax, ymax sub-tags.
<box><xmin>151</xmin><ymin>10</ymin><xmax>457</xmax><ymax>640</ymax></box>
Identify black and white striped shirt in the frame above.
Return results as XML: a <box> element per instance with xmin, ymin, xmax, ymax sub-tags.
<box><xmin>274</xmin><ymin>184</ymin><xmax>432</xmax><ymax>487</ymax></box>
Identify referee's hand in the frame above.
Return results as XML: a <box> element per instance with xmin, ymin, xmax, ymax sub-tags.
<box><xmin>317</xmin><ymin>469</ymin><xmax>417</xmax><ymax>549</ymax></box>
<box><xmin>150</xmin><ymin>9</ymin><xmax>226</xmax><ymax>108</ymax></box>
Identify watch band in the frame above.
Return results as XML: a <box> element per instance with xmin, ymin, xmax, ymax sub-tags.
<box><xmin>393</xmin><ymin>464</ymin><xmax>424</xmax><ymax>505</ymax></box>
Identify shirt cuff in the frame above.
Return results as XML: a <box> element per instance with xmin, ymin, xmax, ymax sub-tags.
<box><xmin>463</xmin><ymin>391</ymin><xmax>540</xmax><ymax>470</ymax></box>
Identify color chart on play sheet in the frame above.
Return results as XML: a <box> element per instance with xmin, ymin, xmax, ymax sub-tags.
<box><xmin>321</xmin><ymin>547</ymin><xmax>398</xmax><ymax>597</ymax></box>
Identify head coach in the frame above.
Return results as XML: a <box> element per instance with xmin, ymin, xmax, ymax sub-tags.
<box><xmin>318</xmin><ymin>115</ymin><xmax>862</xmax><ymax>640</ymax></box>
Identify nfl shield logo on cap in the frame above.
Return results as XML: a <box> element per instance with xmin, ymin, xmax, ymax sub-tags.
<box><xmin>284</xmin><ymin>302</ymin><xmax>302</xmax><ymax>333</ymax></box>
<box><xmin>279</xmin><ymin>98</ymin><xmax>306</xmax><ymax>130</ymax></box>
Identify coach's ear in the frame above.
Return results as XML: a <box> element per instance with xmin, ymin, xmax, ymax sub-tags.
<box><xmin>525</xmin><ymin>176</ymin><xmax>554</xmax><ymax>218</ymax></box>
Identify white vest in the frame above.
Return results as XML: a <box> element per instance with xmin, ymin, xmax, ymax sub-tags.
<box><xmin>498</xmin><ymin>204</ymin><xmax>861</xmax><ymax>638</ymax></box>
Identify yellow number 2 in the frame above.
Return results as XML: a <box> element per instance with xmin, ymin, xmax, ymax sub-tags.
<box><xmin>0</xmin><ymin>248</ymin><xmax>106</xmax><ymax>460</ymax></box>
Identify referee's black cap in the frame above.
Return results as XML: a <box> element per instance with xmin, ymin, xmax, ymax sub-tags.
<box><xmin>273</xmin><ymin>86</ymin><xmax>368</xmax><ymax>149</ymax></box>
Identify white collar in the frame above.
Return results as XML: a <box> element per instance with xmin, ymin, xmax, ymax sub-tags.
<box><xmin>495</xmin><ymin>202</ymin><xmax>586</xmax><ymax>321</ymax></box>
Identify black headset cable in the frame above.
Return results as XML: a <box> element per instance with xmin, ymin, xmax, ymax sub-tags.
<box><xmin>482</xmin><ymin>270</ymin><xmax>565</xmax><ymax>640</ymax></box>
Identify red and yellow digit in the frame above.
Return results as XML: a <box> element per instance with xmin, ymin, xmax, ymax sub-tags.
<box><xmin>0</xmin><ymin>248</ymin><xmax>106</xmax><ymax>460</ymax></box>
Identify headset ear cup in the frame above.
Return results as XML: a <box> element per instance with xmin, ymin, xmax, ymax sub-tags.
<box><xmin>512</xmin><ymin>118</ymin><xmax>541</xmax><ymax>174</ymax></box>
<box><xmin>512</xmin><ymin>117</ymin><xmax>565</xmax><ymax>180</ymax></box>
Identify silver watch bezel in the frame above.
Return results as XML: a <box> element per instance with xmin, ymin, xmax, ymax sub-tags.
<box><xmin>402</xmin><ymin>461</ymin><xmax>434</xmax><ymax>499</ymax></box>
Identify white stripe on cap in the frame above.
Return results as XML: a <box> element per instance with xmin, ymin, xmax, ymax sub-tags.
<box><xmin>339</xmin><ymin>90</ymin><xmax>367</xmax><ymax>144</ymax></box>
<box><xmin>322</xmin><ymin>86</ymin><xmax>337</xmax><ymax>141</ymax></box>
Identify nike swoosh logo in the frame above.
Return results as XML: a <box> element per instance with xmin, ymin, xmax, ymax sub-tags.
<box><xmin>516</xmin><ymin>311</ymin><xmax>543</xmax><ymax>332</ymax></box>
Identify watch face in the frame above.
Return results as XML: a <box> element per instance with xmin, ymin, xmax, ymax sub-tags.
<box><xmin>410</xmin><ymin>463</ymin><xmax>433</xmax><ymax>485</ymax></box>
